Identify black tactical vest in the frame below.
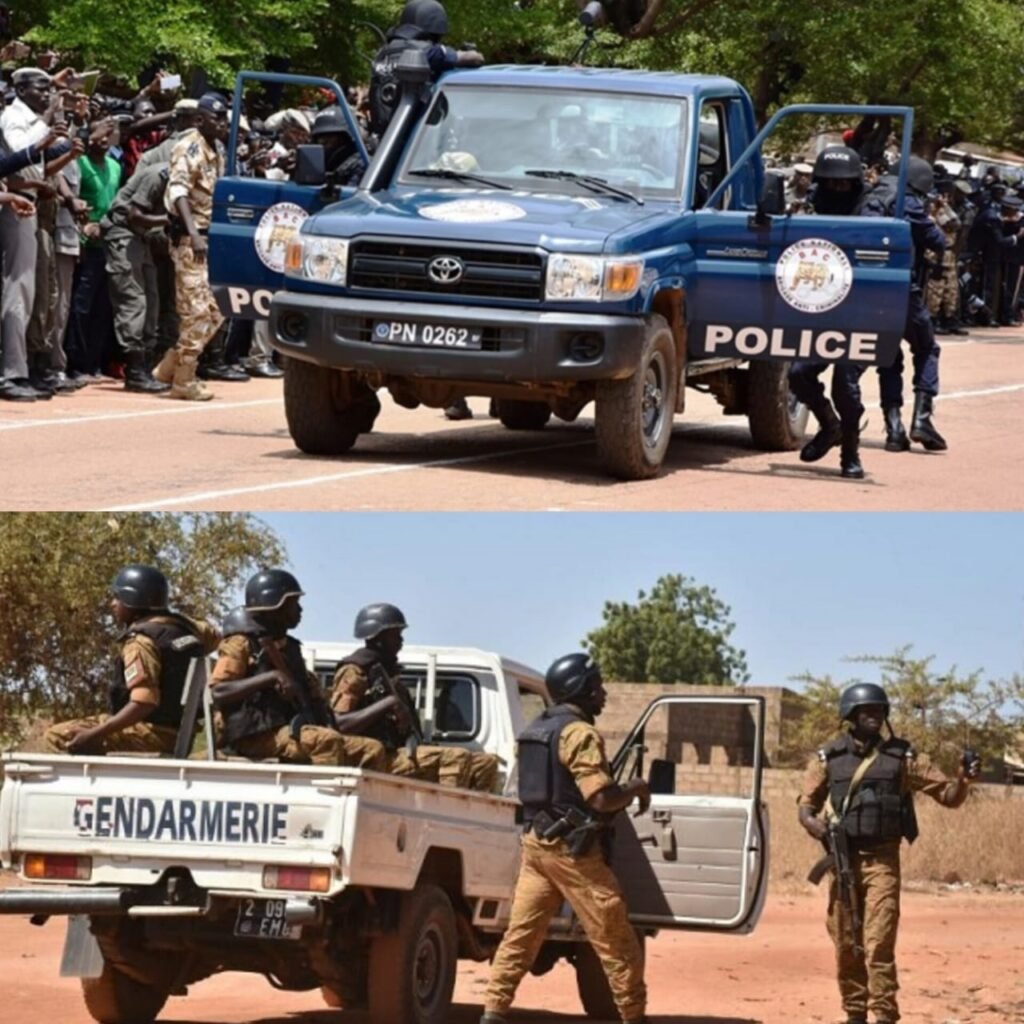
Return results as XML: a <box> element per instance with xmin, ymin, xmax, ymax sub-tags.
<box><xmin>368</xmin><ymin>36</ymin><xmax>430</xmax><ymax>138</ymax></box>
<box><xmin>109</xmin><ymin>615</ymin><xmax>205</xmax><ymax>729</ymax></box>
<box><xmin>516</xmin><ymin>704</ymin><xmax>594</xmax><ymax>829</ymax></box>
<box><xmin>824</xmin><ymin>733</ymin><xmax>919</xmax><ymax>845</ymax></box>
<box><xmin>334</xmin><ymin>647</ymin><xmax>414</xmax><ymax>751</ymax></box>
<box><xmin>220</xmin><ymin>633</ymin><xmax>309</xmax><ymax>745</ymax></box>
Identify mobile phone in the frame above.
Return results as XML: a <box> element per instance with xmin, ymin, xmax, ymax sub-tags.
<box><xmin>160</xmin><ymin>74</ymin><xmax>182</xmax><ymax>92</ymax></box>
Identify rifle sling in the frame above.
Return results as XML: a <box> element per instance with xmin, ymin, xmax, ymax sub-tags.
<box><xmin>825</xmin><ymin>746</ymin><xmax>880</xmax><ymax>823</ymax></box>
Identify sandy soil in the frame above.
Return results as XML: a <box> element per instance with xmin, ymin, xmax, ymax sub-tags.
<box><xmin>1</xmin><ymin>328</ymin><xmax>1022</xmax><ymax>511</ymax></box>
<box><xmin>1</xmin><ymin>889</ymin><xmax>1021</xmax><ymax>1024</ymax></box>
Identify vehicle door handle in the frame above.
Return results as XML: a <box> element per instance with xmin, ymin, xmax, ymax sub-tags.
<box><xmin>637</xmin><ymin>810</ymin><xmax>677</xmax><ymax>860</ymax></box>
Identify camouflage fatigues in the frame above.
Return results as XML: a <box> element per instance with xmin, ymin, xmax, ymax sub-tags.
<box><xmin>44</xmin><ymin>614</ymin><xmax>219</xmax><ymax>756</ymax></box>
<box><xmin>485</xmin><ymin>719</ymin><xmax>646</xmax><ymax>1022</ymax></box>
<box><xmin>926</xmin><ymin>205</ymin><xmax>961</xmax><ymax>321</ymax></box>
<box><xmin>330</xmin><ymin>660</ymin><xmax>492</xmax><ymax>789</ymax></box>
<box><xmin>799</xmin><ymin>735</ymin><xmax>970</xmax><ymax>1023</ymax></box>
<box><xmin>165</xmin><ymin>129</ymin><xmax>224</xmax><ymax>385</ymax></box>
<box><xmin>211</xmin><ymin>634</ymin><xmax>386</xmax><ymax>770</ymax></box>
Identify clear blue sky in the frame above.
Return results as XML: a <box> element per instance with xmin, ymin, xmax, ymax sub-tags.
<box><xmin>259</xmin><ymin>513</ymin><xmax>1024</xmax><ymax>689</ymax></box>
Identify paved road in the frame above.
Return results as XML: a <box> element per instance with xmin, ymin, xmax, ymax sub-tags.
<box><xmin>2</xmin><ymin>328</ymin><xmax>1022</xmax><ymax>511</ymax></box>
<box><xmin>1</xmin><ymin>891</ymin><xmax>1020</xmax><ymax>1024</ymax></box>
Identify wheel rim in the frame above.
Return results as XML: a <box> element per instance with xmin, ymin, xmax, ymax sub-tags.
<box><xmin>412</xmin><ymin>921</ymin><xmax>445</xmax><ymax>1015</ymax></box>
<box><xmin>641</xmin><ymin>350</ymin><xmax>668</xmax><ymax>449</ymax></box>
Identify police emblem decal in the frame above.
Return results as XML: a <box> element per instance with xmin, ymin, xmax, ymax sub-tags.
<box><xmin>775</xmin><ymin>237</ymin><xmax>853</xmax><ymax>314</ymax></box>
<box><xmin>420</xmin><ymin>199</ymin><xmax>527</xmax><ymax>223</ymax></box>
<box><xmin>254</xmin><ymin>202</ymin><xmax>309</xmax><ymax>272</ymax></box>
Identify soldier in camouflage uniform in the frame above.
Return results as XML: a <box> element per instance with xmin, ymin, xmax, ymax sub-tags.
<box><xmin>44</xmin><ymin>565</ymin><xmax>218</xmax><ymax>755</ymax></box>
<box><xmin>798</xmin><ymin>682</ymin><xmax>980</xmax><ymax>1024</ymax></box>
<box><xmin>331</xmin><ymin>602</ymin><xmax>499</xmax><ymax>790</ymax></box>
<box><xmin>156</xmin><ymin>93</ymin><xmax>227</xmax><ymax>401</ymax></box>
<box><xmin>210</xmin><ymin>570</ymin><xmax>386</xmax><ymax>769</ymax></box>
<box><xmin>927</xmin><ymin>180</ymin><xmax>966</xmax><ymax>335</ymax></box>
<box><xmin>481</xmin><ymin>654</ymin><xmax>649</xmax><ymax>1024</ymax></box>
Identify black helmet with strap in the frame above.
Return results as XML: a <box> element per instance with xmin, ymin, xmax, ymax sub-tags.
<box><xmin>111</xmin><ymin>564</ymin><xmax>169</xmax><ymax>610</ymax></box>
<box><xmin>839</xmin><ymin>682</ymin><xmax>890</xmax><ymax>721</ymax></box>
<box><xmin>545</xmin><ymin>653</ymin><xmax>601</xmax><ymax>704</ymax></box>
<box><xmin>813</xmin><ymin>145</ymin><xmax>863</xmax><ymax>182</ymax></box>
<box><xmin>244</xmin><ymin>569</ymin><xmax>303</xmax><ymax>612</ymax></box>
<box><xmin>354</xmin><ymin>602</ymin><xmax>408</xmax><ymax>640</ymax></box>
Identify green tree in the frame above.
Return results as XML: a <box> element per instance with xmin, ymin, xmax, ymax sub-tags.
<box><xmin>780</xmin><ymin>647</ymin><xmax>1024</xmax><ymax>773</ymax></box>
<box><xmin>584</xmin><ymin>573</ymin><xmax>749</xmax><ymax>685</ymax></box>
<box><xmin>0</xmin><ymin>513</ymin><xmax>286</xmax><ymax>746</ymax></box>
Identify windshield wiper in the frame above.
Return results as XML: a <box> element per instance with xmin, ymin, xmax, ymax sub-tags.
<box><xmin>408</xmin><ymin>168</ymin><xmax>513</xmax><ymax>191</ymax></box>
<box><xmin>524</xmin><ymin>169</ymin><xmax>643</xmax><ymax>206</ymax></box>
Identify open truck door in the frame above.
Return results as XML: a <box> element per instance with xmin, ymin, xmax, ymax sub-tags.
<box><xmin>208</xmin><ymin>72</ymin><xmax>368</xmax><ymax>322</ymax></box>
<box><xmin>688</xmin><ymin>104</ymin><xmax>915</xmax><ymax>369</ymax></box>
<box><xmin>610</xmin><ymin>694</ymin><xmax>768</xmax><ymax>933</ymax></box>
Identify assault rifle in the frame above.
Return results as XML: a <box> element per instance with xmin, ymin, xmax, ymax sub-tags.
<box><xmin>808</xmin><ymin>821</ymin><xmax>863</xmax><ymax>954</ymax></box>
<box><xmin>537</xmin><ymin>806</ymin><xmax>606</xmax><ymax>857</ymax></box>
<box><xmin>259</xmin><ymin>638</ymin><xmax>334</xmax><ymax>737</ymax></box>
<box><xmin>369</xmin><ymin>663</ymin><xmax>424</xmax><ymax>751</ymax></box>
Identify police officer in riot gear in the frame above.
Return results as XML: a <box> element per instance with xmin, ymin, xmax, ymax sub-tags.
<box><xmin>798</xmin><ymin>682</ymin><xmax>980</xmax><ymax>1024</ymax></box>
<box><xmin>480</xmin><ymin>653</ymin><xmax>649</xmax><ymax>1024</ymax></box>
<box><xmin>210</xmin><ymin>571</ymin><xmax>386</xmax><ymax>768</ymax></box>
<box><xmin>858</xmin><ymin>155</ymin><xmax>949</xmax><ymax>452</ymax></box>
<box><xmin>331</xmin><ymin>603</ymin><xmax>498</xmax><ymax>790</ymax></box>
<box><xmin>44</xmin><ymin>565</ymin><xmax>219</xmax><ymax>756</ymax></box>
<box><xmin>787</xmin><ymin>145</ymin><xmax>868</xmax><ymax>479</ymax></box>
<box><xmin>368</xmin><ymin>0</ymin><xmax>483</xmax><ymax>142</ymax></box>
<box><xmin>310</xmin><ymin>106</ymin><xmax>366</xmax><ymax>187</ymax></box>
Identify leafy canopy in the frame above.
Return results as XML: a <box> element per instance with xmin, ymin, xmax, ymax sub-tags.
<box><xmin>0</xmin><ymin>512</ymin><xmax>285</xmax><ymax>745</ymax></box>
<box><xmin>584</xmin><ymin>572</ymin><xmax>749</xmax><ymax>686</ymax></box>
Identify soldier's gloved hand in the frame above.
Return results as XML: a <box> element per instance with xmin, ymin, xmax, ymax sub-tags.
<box><xmin>960</xmin><ymin>749</ymin><xmax>981</xmax><ymax>780</ymax></box>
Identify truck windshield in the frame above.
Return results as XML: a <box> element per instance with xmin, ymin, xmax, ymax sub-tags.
<box><xmin>399</xmin><ymin>85</ymin><xmax>688</xmax><ymax>200</ymax></box>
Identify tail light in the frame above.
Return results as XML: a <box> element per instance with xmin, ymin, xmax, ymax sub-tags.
<box><xmin>24</xmin><ymin>854</ymin><xmax>92</xmax><ymax>881</ymax></box>
<box><xmin>262</xmin><ymin>865</ymin><xmax>330</xmax><ymax>893</ymax></box>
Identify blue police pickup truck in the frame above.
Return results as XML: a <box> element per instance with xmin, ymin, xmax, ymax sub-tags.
<box><xmin>211</xmin><ymin>63</ymin><xmax>914</xmax><ymax>479</ymax></box>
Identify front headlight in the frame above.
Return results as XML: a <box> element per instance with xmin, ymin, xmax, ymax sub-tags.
<box><xmin>285</xmin><ymin>236</ymin><xmax>349</xmax><ymax>286</ymax></box>
<box><xmin>545</xmin><ymin>254</ymin><xmax>644</xmax><ymax>302</ymax></box>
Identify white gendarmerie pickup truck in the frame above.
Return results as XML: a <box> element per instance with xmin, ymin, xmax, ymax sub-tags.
<box><xmin>0</xmin><ymin>643</ymin><xmax>769</xmax><ymax>1024</ymax></box>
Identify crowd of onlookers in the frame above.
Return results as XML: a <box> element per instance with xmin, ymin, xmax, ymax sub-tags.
<box><xmin>0</xmin><ymin>41</ymin><xmax>368</xmax><ymax>403</ymax></box>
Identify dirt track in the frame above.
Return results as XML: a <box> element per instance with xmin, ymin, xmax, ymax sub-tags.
<box><xmin>1</xmin><ymin>328</ymin><xmax>1022</xmax><ymax>511</ymax></box>
<box><xmin>1</xmin><ymin>890</ymin><xmax>1021</xmax><ymax>1024</ymax></box>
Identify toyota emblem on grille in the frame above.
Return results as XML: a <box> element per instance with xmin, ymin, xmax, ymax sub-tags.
<box><xmin>428</xmin><ymin>255</ymin><xmax>465</xmax><ymax>285</ymax></box>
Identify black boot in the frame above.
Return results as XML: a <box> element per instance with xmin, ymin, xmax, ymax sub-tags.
<box><xmin>840</xmin><ymin>428</ymin><xmax>865</xmax><ymax>479</ymax></box>
<box><xmin>124</xmin><ymin>351</ymin><xmax>171</xmax><ymax>394</ymax></box>
<box><xmin>910</xmin><ymin>392</ymin><xmax>947</xmax><ymax>451</ymax></box>
<box><xmin>883</xmin><ymin>405</ymin><xmax>910</xmax><ymax>452</ymax></box>
<box><xmin>799</xmin><ymin>402</ymin><xmax>842</xmax><ymax>462</ymax></box>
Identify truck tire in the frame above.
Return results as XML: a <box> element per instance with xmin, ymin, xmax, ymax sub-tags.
<box><xmin>82</xmin><ymin>962</ymin><xmax>168</xmax><ymax>1024</ymax></box>
<box><xmin>594</xmin><ymin>315</ymin><xmax>677</xmax><ymax>479</ymax></box>
<box><xmin>746</xmin><ymin>359</ymin><xmax>809</xmax><ymax>451</ymax></box>
<box><xmin>573</xmin><ymin>931</ymin><xmax>646</xmax><ymax>1021</ymax></box>
<box><xmin>283</xmin><ymin>357</ymin><xmax>381</xmax><ymax>455</ymax></box>
<box><xmin>366</xmin><ymin>885</ymin><xmax>458</xmax><ymax>1024</ymax></box>
<box><xmin>494</xmin><ymin>398</ymin><xmax>552</xmax><ymax>431</ymax></box>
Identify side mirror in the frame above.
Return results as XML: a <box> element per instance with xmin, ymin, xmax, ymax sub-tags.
<box><xmin>294</xmin><ymin>144</ymin><xmax>326</xmax><ymax>186</ymax></box>
<box><xmin>760</xmin><ymin>171</ymin><xmax>786</xmax><ymax>215</ymax></box>
<box><xmin>648</xmin><ymin>758</ymin><xmax>676</xmax><ymax>796</ymax></box>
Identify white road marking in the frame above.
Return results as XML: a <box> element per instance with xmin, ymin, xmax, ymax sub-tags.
<box><xmin>0</xmin><ymin>399</ymin><xmax>280</xmax><ymax>432</ymax></box>
<box><xmin>104</xmin><ymin>439</ymin><xmax>594</xmax><ymax>511</ymax></box>
<box><xmin>935</xmin><ymin>383</ymin><xmax>1024</xmax><ymax>401</ymax></box>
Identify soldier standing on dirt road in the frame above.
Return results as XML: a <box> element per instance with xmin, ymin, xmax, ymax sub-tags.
<box><xmin>480</xmin><ymin>653</ymin><xmax>650</xmax><ymax>1024</ymax></box>
<box><xmin>797</xmin><ymin>682</ymin><xmax>981</xmax><ymax>1024</ymax></box>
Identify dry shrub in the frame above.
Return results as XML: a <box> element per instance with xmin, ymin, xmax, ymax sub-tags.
<box><xmin>765</xmin><ymin>785</ymin><xmax>1024</xmax><ymax>890</ymax></box>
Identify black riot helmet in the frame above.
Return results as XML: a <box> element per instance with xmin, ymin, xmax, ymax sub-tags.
<box><xmin>311</xmin><ymin>105</ymin><xmax>350</xmax><ymax>139</ymax></box>
<box><xmin>111</xmin><ymin>564</ymin><xmax>169</xmax><ymax>610</ymax></box>
<box><xmin>906</xmin><ymin>155</ymin><xmax>935</xmax><ymax>197</ymax></box>
<box><xmin>813</xmin><ymin>145</ymin><xmax>863</xmax><ymax>182</ymax></box>
<box><xmin>220</xmin><ymin>605</ymin><xmax>263</xmax><ymax>638</ymax></box>
<box><xmin>409</xmin><ymin>0</ymin><xmax>449</xmax><ymax>37</ymax></box>
<box><xmin>545</xmin><ymin>653</ymin><xmax>602</xmax><ymax>704</ymax></box>
<box><xmin>839</xmin><ymin>682</ymin><xmax>890</xmax><ymax>722</ymax></box>
<box><xmin>244</xmin><ymin>569</ymin><xmax>304</xmax><ymax>612</ymax></box>
<box><xmin>354</xmin><ymin>602</ymin><xmax>408</xmax><ymax>640</ymax></box>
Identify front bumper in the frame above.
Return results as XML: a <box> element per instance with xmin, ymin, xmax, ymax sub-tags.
<box><xmin>268</xmin><ymin>292</ymin><xmax>646</xmax><ymax>383</ymax></box>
